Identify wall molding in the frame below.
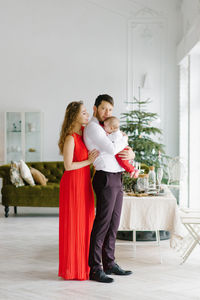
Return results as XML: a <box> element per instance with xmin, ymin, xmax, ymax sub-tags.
<box><xmin>127</xmin><ymin>8</ymin><xmax>167</xmax><ymax>135</ymax></box>
<box><xmin>132</xmin><ymin>7</ymin><xmax>165</xmax><ymax>19</ymax></box>
<box><xmin>127</xmin><ymin>12</ymin><xmax>166</xmax><ymax>94</ymax></box>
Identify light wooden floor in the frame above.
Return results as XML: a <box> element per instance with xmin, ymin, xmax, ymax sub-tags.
<box><xmin>0</xmin><ymin>205</ymin><xmax>200</xmax><ymax>300</ymax></box>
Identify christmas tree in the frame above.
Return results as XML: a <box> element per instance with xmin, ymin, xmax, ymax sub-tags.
<box><xmin>120</xmin><ymin>87</ymin><xmax>165</xmax><ymax>169</ymax></box>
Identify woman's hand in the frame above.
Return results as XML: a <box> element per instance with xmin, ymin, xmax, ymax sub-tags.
<box><xmin>88</xmin><ymin>149</ymin><xmax>99</xmax><ymax>163</ymax></box>
<box><xmin>118</xmin><ymin>146</ymin><xmax>135</xmax><ymax>160</ymax></box>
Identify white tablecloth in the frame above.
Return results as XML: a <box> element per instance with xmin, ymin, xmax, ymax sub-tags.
<box><xmin>119</xmin><ymin>186</ymin><xmax>183</xmax><ymax>239</ymax></box>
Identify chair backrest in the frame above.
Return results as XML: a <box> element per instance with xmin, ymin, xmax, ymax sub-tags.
<box><xmin>167</xmin><ymin>156</ymin><xmax>185</xmax><ymax>186</ymax></box>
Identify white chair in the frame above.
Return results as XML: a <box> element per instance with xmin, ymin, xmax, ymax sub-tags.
<box><xmin>166</xmin><ymin>156</ymin><xmax>185</xmax><ymax>188</ymax></box>
<box><xmin>178</xmin><ymin>208</ymin><xmax>200</xmax><ymax>263</ymax></box>
<box><xmin>166</xmin><ymin>156</ymin><xmax>186</xmax><ymax>203</ymax></box>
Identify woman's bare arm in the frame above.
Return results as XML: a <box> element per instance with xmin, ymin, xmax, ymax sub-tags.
<box><xmin>63</xmin><ymin>135</ymin><xmax>99</xmax><ymax>171</ymax></box>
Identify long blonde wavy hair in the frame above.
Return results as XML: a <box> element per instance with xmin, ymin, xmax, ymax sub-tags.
<box><xmin>58</xmin><ymin>101</ymin><xmax>83</xmax><ymax>155</ymax></box>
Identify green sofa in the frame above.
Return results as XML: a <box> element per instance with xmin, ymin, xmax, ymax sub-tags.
<box><xmin>0</xmin><ymin>161</ymin><xmax>65</xmax><ymax>217</ymax></box>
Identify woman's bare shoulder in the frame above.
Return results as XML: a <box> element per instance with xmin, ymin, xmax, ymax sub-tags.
<box><xmin>64</xmin><ymin>135</ymin><xmax>74</xmax><ymax>144</ymax></box>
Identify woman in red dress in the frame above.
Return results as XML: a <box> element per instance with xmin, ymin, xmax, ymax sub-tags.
<box><xmin>58</xmin><ymin>101</ymin><xmax>99</xmax><ymax>280</ymax></box>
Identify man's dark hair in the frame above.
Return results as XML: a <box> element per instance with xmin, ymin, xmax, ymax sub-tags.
<box><xmin>94</xmin><ymin>94</ymin><xmax>114</xmax><ymax>108</ymax></box>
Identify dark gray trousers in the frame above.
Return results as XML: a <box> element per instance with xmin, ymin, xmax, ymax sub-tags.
<box><xmin>89</xmin><ymin>170</ymin><xmax>123</xmax><ymax>272</ymax></box>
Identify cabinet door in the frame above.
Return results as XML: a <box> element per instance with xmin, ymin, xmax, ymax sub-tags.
<box><xmin>6</xmin><ymin>112</ymin><xmax>22</xmax><ymax>163</ymax></box>
<box><xmin>25</xmin><ymin>112</ymin><xmax>41</xmax><ymax>162</ymax></box>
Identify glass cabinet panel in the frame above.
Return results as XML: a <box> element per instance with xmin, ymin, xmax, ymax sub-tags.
<box><xmin>5</xmin><ymin>111</ymin><xmax>42</xmax><ymax>163</ymax></box>
<box><xmin>25</xmin><ymin>112</ymin><xmax>41</xmax><ymax>162</ymax></box>
<box><xmin>6</xmin><ymin>112</ymin><xmax>22</xmax><ymax>163</ymax></box>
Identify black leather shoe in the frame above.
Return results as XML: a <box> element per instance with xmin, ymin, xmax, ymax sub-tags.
<box><xmin>89</xmin><ymin>269</ymin><xmax>114</xmax><ymax>283</ymax></box>
<box><xmin>104</xmin><ymin>263</ymin><xmax>132</xmax><ymax>276</ymax></box>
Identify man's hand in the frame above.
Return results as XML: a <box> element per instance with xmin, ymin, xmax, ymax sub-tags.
<box><xmin>118</xmin><ymin>146</ymin><xmax>135</xmax><ymax>160</ymax></box>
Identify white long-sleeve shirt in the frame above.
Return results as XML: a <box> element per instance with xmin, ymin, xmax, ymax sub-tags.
<box><xmin>107</xmin><ymin>129</ymin><xmax>125</xmax><ymax>143</ymax></box>
<box><xmin>83</xmin><ymin>117</ymin><xmax>128</xmax><ymax>172</ymax></box>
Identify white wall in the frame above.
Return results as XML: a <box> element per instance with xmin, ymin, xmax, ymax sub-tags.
<box><xmin>0</xmin><ymin>0</ymin><xmax>180</xmax><ymax>162</ymax></box>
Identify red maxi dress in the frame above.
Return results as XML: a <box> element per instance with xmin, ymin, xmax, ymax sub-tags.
<box><xmin>58</xmin><ymin>132</ymin><xmax>95</xmax><ymax>280</ymax></box>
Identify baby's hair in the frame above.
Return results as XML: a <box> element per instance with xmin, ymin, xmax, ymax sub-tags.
<box><xmin>104</xmin><ymin>116</ymin><xmax>119</xmax><ymax>129</ymax></box>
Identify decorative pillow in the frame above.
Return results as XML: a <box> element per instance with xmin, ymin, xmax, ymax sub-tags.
<box><xmin>19</xmin><ymin>160</ymin><xmax>35</xmax><ymax>186</ymax></box>
<box><xmin>10</xmin><ymin>161</ymin><xmax>25</xmax><ymax>187</ymax></box>
<box><xmin>30</xmin><ymin>167</ymin><xmax>48</xmax><ymax>186</ymax></box>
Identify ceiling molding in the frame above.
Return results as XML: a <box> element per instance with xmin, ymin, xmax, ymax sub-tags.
<box><xmin>83</xmin><ymin>0</ymin><xmax>167</xmax><ymax>20</ymax></box>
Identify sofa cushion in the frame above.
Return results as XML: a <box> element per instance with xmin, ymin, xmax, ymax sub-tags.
<box><xmin>10</xmin><ymin>161</ymin><xmax>25</xmax><ymax>188</ymax></box>
<box><xmin>27</xmin><ymin>162</ymin><xmax>64</xmax><ymax>183</ymax></box>
<box><xmin>30</xmin><ymin>167</ymin><xmax>48</xmax><ymax>186</ymax></box>
<box><xmin>19</xmin><ymin>160</ymin><xmax>35</xmax><ymax>186</ymax></box>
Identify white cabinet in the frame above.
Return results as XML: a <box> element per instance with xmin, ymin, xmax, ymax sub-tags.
<box><xmin>5</xmin><ymin>112</ymin><xmax>42</xmax><ymax>163</ymax></box>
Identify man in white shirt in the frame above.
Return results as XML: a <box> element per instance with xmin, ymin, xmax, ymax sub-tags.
<box><xmin>84</xmin><ymin>94</ymin><xmax>135</xmax><ymax>283</ymax></box>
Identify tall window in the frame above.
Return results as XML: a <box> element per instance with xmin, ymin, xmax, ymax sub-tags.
<box><xmin>179</xmin><ymin>57</ymin><xmax>189</xmax><ymax>207</ymax></box>
<box><xmin>179</xmin><ymin>49</ymin><xmax>200</xmax><ymax>208</ymax></box>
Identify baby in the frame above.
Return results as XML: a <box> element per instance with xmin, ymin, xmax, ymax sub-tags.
<box><xmin>104</xmin><ymin>116</ymin><xmax>139</xmax><ymax>178</ymax></box>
